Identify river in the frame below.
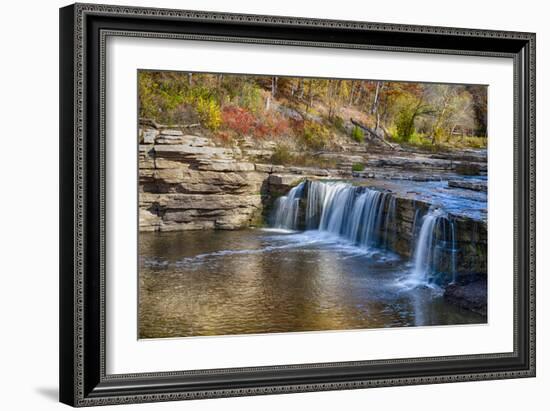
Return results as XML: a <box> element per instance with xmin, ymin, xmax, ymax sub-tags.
<box><xmin>139</xmin><ymin>226</ymin><xmax>486</xmax><ymax>338</ymax></box>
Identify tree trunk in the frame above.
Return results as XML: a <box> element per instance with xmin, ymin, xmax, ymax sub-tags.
<box><xmin>370</xmin><ymin>81</ymin><xmax>382</xmax><ymax>114</ymax></box>
<box><xmin>271</xmin><ymin>76</ymin><xmax>278</xmax><ymax>98</ymax></box>
<box><xmin>354</xmin><ymin>82</ymin><xmax>364</xmax><ymax>105</ymax></box>
<box><xmin>298</xmin><ymin>78</ymin><xmax>304</xmax><ymax>98</ymax></box>
<box><xmin>351</xmin><ymin>118</ymin><xmax>396</xmax><ymax>149</ymax></box>
<box><xmin>307</xmin><ymin>80</ymin><xmax>313</xmax><ymax>112</ymax></box>
<box><xmin>348</xmin><ymin>81</ymin><xmax>356</xmax><ymax>106</ymax></box>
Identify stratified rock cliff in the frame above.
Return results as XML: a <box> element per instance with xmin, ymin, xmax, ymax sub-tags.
<box><xmin>139</xmin><ymin>125</ymin><xmax>266</xmax><ymax>231</ymax></box>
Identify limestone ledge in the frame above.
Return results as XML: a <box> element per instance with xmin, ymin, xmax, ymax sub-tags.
<box><xmin>140</xmin><ymin>193</ymin><xmax>263</xmax><ymax>231</ymax></box>
<box><xmin>139</xmin><ymin>125</ymin><xmax>487</xmax><ymax>248</ymax></box>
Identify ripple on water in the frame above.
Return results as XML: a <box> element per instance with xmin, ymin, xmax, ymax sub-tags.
<box><xmin>139</xmin><ymin>229</ymin><xmax>486</xmax><ymax>338</ymax></box>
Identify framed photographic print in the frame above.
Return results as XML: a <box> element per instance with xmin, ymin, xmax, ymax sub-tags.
<box><xmin>59</xmin><ymin>3</ymin><xmax>536</xmax><ymax>407</ymax></box>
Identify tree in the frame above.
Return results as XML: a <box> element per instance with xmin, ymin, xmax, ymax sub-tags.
<box><xmin>370</xmin><ymin>81</ymin><xmax>384</xmax><ymax>115</ymax></box>
<box><xmin>393</xmin><ymin>84</ymin><xmax>433</xmax><ymax>142</ymax></box>
<box><xmin>271</xmin><ymin>76</ymin><xmax>278</xmax><ymax>97</ymax></box>
<box><xmin>465</xmin><ymin>85</ymin><xmax>488</xmax><ymax>136</ymax></box>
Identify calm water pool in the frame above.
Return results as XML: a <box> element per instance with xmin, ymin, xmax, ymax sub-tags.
<box><xmin>139</xmin><ymin>229</ymin><xmax>485</xmax><ymax>338</ymax></box>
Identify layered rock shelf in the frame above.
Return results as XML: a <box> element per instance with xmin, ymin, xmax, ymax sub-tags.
<box><xmin>139</xmin><ymin>125</ymin><xmax>487</xmax><ymax>239</ymax></box>
<box><xmin>273</xmin><ymin>180</ymin><xmax>487</xmax><ymax>284</ymax></box>
<box><xmin>139</xmin><ymin>126</ymin><xmax>267</xmax><ymax>231</ymax></box>
<box><xmin>138</xmin><ymin>123</ymin><xmax>488</xmax><ymax>313</ymax></box>
<box><xmin>139</xmin><ymin>124</ymin><xmax>351</xmax><ymax>231</ymax></box>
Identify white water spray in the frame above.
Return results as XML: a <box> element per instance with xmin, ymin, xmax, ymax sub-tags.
<box><xmin>411</xmin><ymin>207</ymin><xmax>457</xmax><ymax>285</ymax></box>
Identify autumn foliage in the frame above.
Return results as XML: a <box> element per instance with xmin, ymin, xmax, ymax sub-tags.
<box><xmin>221</xmin><ymin>105</ymin><xmax>290</xmax><ymax>139</ymax></box>
<box><xmin>138</xmin><ymin>71</ymin><xmax>487</xmax><ymax>150</ymax></box>
<box><xmin>221</xmin><ymin>106</ymin><xmax>255</xmax><ymax>135</ymax></box>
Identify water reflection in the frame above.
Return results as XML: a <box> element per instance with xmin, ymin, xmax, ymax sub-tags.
<box><xmin>139</xmin><ymin>229</ymin><xmax>485</xmax><ymax>338</ymax></box>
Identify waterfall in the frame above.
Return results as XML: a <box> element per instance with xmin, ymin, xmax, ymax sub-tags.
<box><xmin>272</xmin><ymin>180</ymin><xmax>396</xmax><ymax>249</ymax></box>
<box><xmin>411</xmin><ymin>207</ymin><xmax>457</xmax><ymax>285</ymax></box>
<box><xmin>272</xmin><ymin>182</ymin><xmax>306</xmax><ymax>229</ymax></box>
<box><xmin>409</xmin><ymin>207</ymin><xmax>421</xmax><ymax>259</ymax></box>
<box><xmin>271</xmin><ymin>180</ymin><xmax>458</xmax><ymax>286</ymax></box>
<box><xmin>312</xmin><ymin>181</ymin><xmax>395</xmax><ymax>248</ymax></box>
<box><xmin>383</xmin><ymin>196</ymin><xmax>397</xmax><ymax>248</ymax></box>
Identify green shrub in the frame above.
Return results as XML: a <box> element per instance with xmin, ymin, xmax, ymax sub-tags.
<box><xmin>238</xmin><ymin>83</ymin><xmax>264</xmax><ymax>114</ymax></box>
<box><xmin>269</xmin><ymin>144</ymin><xmax>340</xmax><ymax>168</ymax></box>
<box><xmin>395</xmin><ymin>108</ymin><xmax>416</xmax><ymax>142</ymax></box>
<box><xmin>333</xmin><ymin>116</ymin><xmax>346</xmax><ymax>133</ymax></box>
<box><xmin>352</xmin><ymin>163</ymin><xmax>365</xmax><ymax>172</ymax></box>
<box><xmin>455</xmin><ymin>136</ymin><xmax>488</xmax><ymax>149</ymax></box>
<box><xmin>302</xmin><ymin>121</ymin><xmax>330</xmax><ymax>150</ymax></box>
<box><xmin>351</xmin><ymin>126</ymin><xmax>364</xmax><ymax>143</ymax></box>
<box><xmin>270</xmin><ymin>144</ymin><xmax>294</xmax><ymax>165</ymax></box>
<box><xmin>138</xmin><ymin>72</ymin><xmax>187</xmax><ymax>124</ymax></box>
<box><xmin>184</xmin><ymin>86</ymin><xmax>217</xmax><ymax>103</ymax></box>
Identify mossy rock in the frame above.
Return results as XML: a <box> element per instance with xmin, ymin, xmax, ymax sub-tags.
<box><xmin>455</xmin><ymin>163</ymin><xmax>481</xmax><ymax>175</ymax></box>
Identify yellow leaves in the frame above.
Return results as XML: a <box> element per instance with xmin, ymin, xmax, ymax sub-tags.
<box><xmin>196</xmin><ymin>96</ymin><xmax>222</xmax><ymax>131</ymax></box>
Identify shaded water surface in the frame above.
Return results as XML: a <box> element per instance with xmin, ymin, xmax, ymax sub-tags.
<box><xmin>139</xmin><ymin>229</ymin><xmax>485</xmax><ymax>338</ymax></box>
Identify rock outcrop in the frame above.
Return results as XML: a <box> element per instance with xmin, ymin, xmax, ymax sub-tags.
<box><xmin>139</xmin><ymin>126</ymin><xmax>266</xmax><ymax>231</ymax></box>
<box><xmin>139</xmin><ymin>123</ymin><xmax>356</xmax><ymax>231</ymax></box>
<box><xmin>448</xmin><ymin>179</ymin><xmax>487</xmax><ymax>192</ymax></box>
<box><xmin>272</xmin><ymin>179</ymin><xmax>487</xmax><ymax>285</ymax></box>
<box><xmin>139</xmin><ymin>123</ymin><xmax>488</xmax><ymax>265</ymax></box>
<box><xmin>138</xmin><ymin>123</ymin><xmax>488</xmax><ymax>314</ymax></box>
<box><xmin>444</xmin><ymin>280</ymin><xmax>488</xmax><ymax>316</ymax></box>
<box><xmin>391</xmin><ymin>196</ymin><xmax>487</xmax><ymax>283</ymax></box>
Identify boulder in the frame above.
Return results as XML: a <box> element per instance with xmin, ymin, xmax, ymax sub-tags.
<box><xmin>444</xmin><ymin>280</ymin><xmax>488</xmax><ymax>316</ymax></box>
<box><xmin>448</xmin><ymin>180</ymin><xmax>488</xmax><ymax>192</ymax></box>
<box><xmin>141</xmin><ymin>129</ymin><xmax>158</xmax><ymax>144</ymax></box>
<box><xmin>139</xmin><ymin>145</ymin><xmax>155</xmax><ymax>169</ymax></box>
<box><xmin>139</xmin><ymin>208</ymin><xmax>161</xmax><ymax>231</ymax></box>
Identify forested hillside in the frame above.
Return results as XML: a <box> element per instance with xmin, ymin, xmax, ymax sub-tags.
<box><xmin>139</xmin><ymin>71</ymin><xmax>487</xmax><ymax>155</ymax></box>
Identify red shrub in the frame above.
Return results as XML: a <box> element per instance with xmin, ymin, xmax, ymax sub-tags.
<box><xmin>252</xmin><ymin>113</ymin><xmax>291</xmax><ymax>139</ymax></box>
<box><xmin>253</xmin><ymin>123</ymin><xmax>269</xmax><ymax>138</ymax></box>
<box><xmin>289</xmin><ymin>118</ymin><xmax>304</xmax><ymax>134</ymax></box>
<box><xmin>221</xmin><ymin>106</ymin><xmax>255</xmax><ymax>135</ymax></box>
<box><xmin>270</xmin><ymin>116</ymin><xmax>290</xmax><ymax>136</ymax></box>
<box><xmin>215</xmin><ymin>130</ymin><xmax>233</xmax><ymax>143</ymax></box>
<box><xmin>221</xmin><ymin>105</ymin><xmax>292</xmax><ymax>139</ymax></box>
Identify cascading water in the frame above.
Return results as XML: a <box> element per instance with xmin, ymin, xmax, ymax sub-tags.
<box><xmin>272</xmin><ymin>182</ymin><xmax>305</xmax><ymax>229</ymax></box>
<box><xmin>383</xmin><ymin>196</ymin><xmax>397</xmax><ymax>248</ymax></box>
<box><xmin>273</xmin><ymin>180</ymin><xmax>396</xmax><ymax>250</ymax></box>
<box><xmin>271</xmin><ymin>180</ymin><xmax>459</xmax><ymax>287</ymax></box>
<box><xmin>312</xmin><ymin>181</ymin><xmax>396</xmax><ymax>248</ymax></box>
<box><xmin>411</xmin><ymin>207</ymin><xmax>457</xmax><ymax>285</ymax></box>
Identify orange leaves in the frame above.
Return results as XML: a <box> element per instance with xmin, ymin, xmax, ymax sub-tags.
<box><xmin>221</xmin><ymin>105</ymin><xmax>290</xmax><ymax>139</ymax></box>
<box><xmin>221</xmin><ymin>106</ymin><xmax>255</xmax><ymax>135</ymax></box>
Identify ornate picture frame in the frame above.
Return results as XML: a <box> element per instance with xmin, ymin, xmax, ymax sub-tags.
<box><xmin>59</xmin><ymin>3</ymin><xmax>535</xmax><ymax>406</ymax></box>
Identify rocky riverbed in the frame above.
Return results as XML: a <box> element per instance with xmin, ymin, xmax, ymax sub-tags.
<box><xmin>139</xmin><ymin>124</ymin><xmax>487</xmax><ymax>229</ymax></box>
<box><xmin>138</xmin><ymin>123</ymin><xmax>487</xmax><ymax>316</ymax></box>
